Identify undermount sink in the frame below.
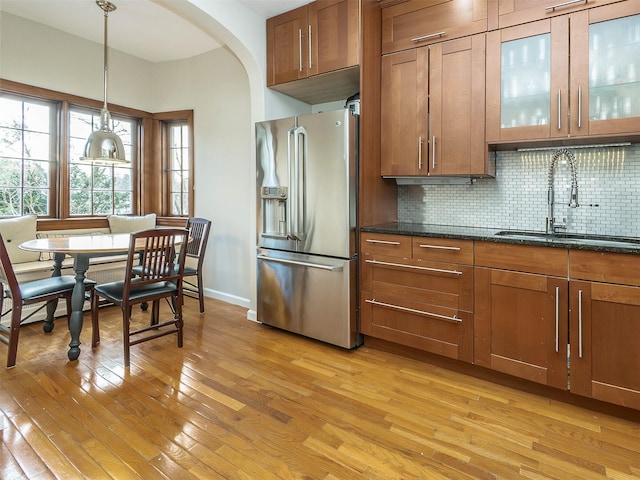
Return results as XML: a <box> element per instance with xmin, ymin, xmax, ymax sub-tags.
<box><xmin>494</xmin><ymin>230</ymin><xmax>640</xmax><ymax>246</ymax></box>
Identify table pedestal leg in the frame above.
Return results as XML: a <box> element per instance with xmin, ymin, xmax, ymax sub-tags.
<box><xmin>68</xmin><ymin>255</ymin><xmax>89</xmax><ymax>361</ymax></box>
<box><xmin>43</xmin><ymin>252</ymin><xmax>65</xmax><ymax>333</ymax></box>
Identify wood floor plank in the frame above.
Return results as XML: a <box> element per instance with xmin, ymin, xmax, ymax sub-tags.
<box><xmin>1</xmin><ymin>298</ymin><xmax>639</xmax><ymax>479</ymax></box>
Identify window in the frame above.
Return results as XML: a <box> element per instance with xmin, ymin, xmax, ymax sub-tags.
<box><xmin>0</xmin><ymin>81</ymin><xmax>143</xmax><ymax>219</ymax></box>
<box><xmin>68</xmin><ymin>108</ymin><xmax>135</xmax><ymax>215</ymax></box>
<box><xmin>1</xmin><ymin>81</ymin><xmax>194</xmax><ymax>221</ymax></box>
<box><xmin>154</xmin><ymin>110</ymin><xmax>193</xmax><ymax>217</ymax></box>
<box><xmin>0</xmin><ymin>95</ymin><xmax>57</xmax><ymax>216</ymax></box>
<box><xmin>169</xmin><ymin>123</ymin><xmax>190</xmax><ymax>216</ymax></box>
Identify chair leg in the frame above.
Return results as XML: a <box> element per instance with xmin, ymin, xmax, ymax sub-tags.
<box><xmin>123</xmin><ymin>307</ymin><xmax>131</xmax><ymax>368</ymax></box>
<box><xmin>6</xmin><ymin>306</ymin><xmax>23</xmax><ymax>368</ymax></box>
<box><xmin>91</xmin><ymin>292</ymin><xmax>100</xmax><ymax>348</ymax></box>
<box><xmin>43</xmin><ymin>298</ymin><xmax>58</xmax><ymax>333</ymax></box>
<box><xmin>175</xmin><ymin>294</ymin><xmax>184</xmax><ymax>348</ymax></box>
<box><xmin>197</xmin><ymin>272</ymin><xmax>205</xmax><ymax>313</ymax></box>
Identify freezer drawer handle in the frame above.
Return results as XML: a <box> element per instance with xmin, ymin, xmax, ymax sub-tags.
<box><xmin>258</xmin><ymin>254</ymin><xmax>343</xmax><ymax>271</ymax></box>
<box><xmin>365</xmin><ymin>259</ymin><xmax>462</xmax><ymax>276</ymax></box>
<box><xmin>365</xmin><ymin>299</ymin><xmax>461</xmax><ymax>323</ymax></box>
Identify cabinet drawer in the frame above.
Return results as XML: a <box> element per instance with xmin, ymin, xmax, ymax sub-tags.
<box><xmin>412</xmin><ymin>237</ymin><xmax>473</xmax><ymax>264</ymax></box>
<box><xmin>361</xmin><ymin>292</ymin><xmax>473</xmax><ymax>362</ymax></box>
<box><xmin>570</xmin><ymin>250</ymin><xmax>640</xmax><ymax>287</ymax></box>
<box><xmin>496</xmin><ymin>0</ymin><xmax>624</xmax><ymax>29</ymax></box>
<box><xmin>381</xmin><ymin>0</ymin><xmax>488</xmax><ymax>54</ymax></box>
<box><xmin>361</xmin><ymin>232</ymin><xmax>412</xmax><ymax>258</ymax></box>
<box><xmin>362</xmin><ymin>255</ymin><xmax>474</xmax><ymax>311</ymax></box>
<box><xmin>475</xmin><ymin>242</ymin><xmax>568</xmax><ymax>277</ymax></box>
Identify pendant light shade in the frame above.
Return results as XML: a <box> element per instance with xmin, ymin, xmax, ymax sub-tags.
<box><xmin>81</xmin><ymin>0</ymin><xmax>128</xmax><ymax>164</ymax></box>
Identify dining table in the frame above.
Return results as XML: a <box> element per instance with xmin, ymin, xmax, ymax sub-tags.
<box><xmin>19</xmin><ymin>233</ymin><xmax>135</xmax><ymax>361</ymax></box>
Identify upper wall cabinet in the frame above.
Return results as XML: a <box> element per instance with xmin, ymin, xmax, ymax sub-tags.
<box><xmin>486</xmin><ymin>0</ymin><xmax>640</xmax><ymax>144</ymax></box>
<box><xmin>381</xmin><ymin>34</ymin><xmax>490</xmax><ymax>177</ymax></box>
<box><xmin>266</xmin><ymin>0</ymin><xmax>360</xmax><ymax>104</ymax></box>
<box><xmin>494</xmin><ymin>0</ymin><xmax>626</xmax><ymax>29</ymax></box>
<box><xmin>380</xmin><ymin>0</ymin><xmax>489</xmax><ymax>55</ymax></box>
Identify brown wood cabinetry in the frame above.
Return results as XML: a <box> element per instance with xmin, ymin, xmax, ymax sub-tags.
<box><xmin>380</xmin><ymin>0</ymin><xmax>488</xmax><ymax>55</ymax></box>
<box><xmin>487</xmin><ymin>1</ymin><xmax>640</xmax><ymax>144</ymax></box>
<box><xmin>267</xmin><ymin>6</ymin><xmax>310</xmax><ymax>86</ymax></box>
<box><xmin>381</xmin><ymin>34</ymin><xmax>490</xmax><ymax>177</ymax></box>
<box><xmin>494</xmin><ymin>0</ymin><xmax>625</xmax><ymax>29</ymax></box>
<box><xmin>360</xmin><ymin>232</ymin><xmax>474</xmax><ymax>362</ymax></box>
<box><xmin>474</xmin><ymin>242</ymin><xmax>570</xmax><ymax>389</ymax></box>
<box><xmin>266</xmin><ymin>0</ymin><xmax>359</xmax><ymax>103</ymax></box>
<box><xmin>569</xmin><ymin>250</ymin><xmax>640</xmax><ymax>410</ymax></box>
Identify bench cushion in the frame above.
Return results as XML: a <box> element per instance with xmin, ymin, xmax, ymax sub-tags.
<box><xmin>0</xmin><ymin>215</ymin><xmax>40</xmax><ymax>263</ymax></box>
<box><xmin>108</xmin><ymin>214</ymin><xmax>157</xmax><ymax>233</ymax></box>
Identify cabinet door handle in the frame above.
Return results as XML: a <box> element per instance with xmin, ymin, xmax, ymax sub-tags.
<box><xmin>365</xmin><ymin>259</ymin><xmax>463</xmax><ymax>275</ymax></box>
<box><xmin>557</xmin><ymin>89</ymin><xmax>562</xmax><ymax>130</ymax></box>
<box><xmin>365</xmin><ymin>239</ymin><xmax>400</xmax><ymax>245</ymax></box>
<box><xmin>411</xmin><ymin>31</ymin><xmax>446</xmax><ymax>43</ymax></box>
<box><xmin>418</xmin><ymin>137</ymin><xmax>423</xmax><ymax>170</ymax></box>
<box><xmin>578</xmin><ymin>289</ymin><xmax>583</xmax><ymax>358</ymax></box>
<box><xmin>298</xmin><ymin>28</ymin><xmax>303</xmax><ymax>72</ymax></box>
<box><xmin>545</xmin><ymin>0</ymin><xmax>588</xmax><ymax>11</ymax></box>
<box><xmin>365</xmin><ymin>299</ymin><xmax>461</xmax><ymax>323</ymax></box>
<box><xmin>432</xmin><ymin>136</ymin><xmax>436</xmax><ymax>170</ymax></box>
<box><xmin>418</xmin><ymin>244</ymin><xmax>461</xmax><ymax>251</ymax></box>
<box><xmin>578</xmin><ymin>86</ymin><xmax>582</xmax><ymax>129</ymax></box>
<box><xmin>308</xmin><ymin>25</ymin><xmax>312</xmax><ymax>69</ymax></box>
<box><xmin>555</xmin><ymin>286</ymin><xmax>560</xmax><ymax>353</ymax></box>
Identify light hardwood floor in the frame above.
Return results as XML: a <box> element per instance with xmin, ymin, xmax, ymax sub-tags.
<box><xmin>1</xmin><ymin>298</ymin><xmax>639</xmax><ymax>479</ymax></box>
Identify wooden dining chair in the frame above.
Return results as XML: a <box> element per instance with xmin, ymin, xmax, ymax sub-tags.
<box><xmin>90</xmin><ymin>228</ymin><xmax>188</xmax><ymax>367</ymax></box>
<box><xmin>182</xmin><ymin>217</ymin><xmax>211</xmax><ymax>313</ymax></box>
<box><xmin>0</xmin><ymin>233</ymin><xmax>96</xmax><ymax>368</ymax></box>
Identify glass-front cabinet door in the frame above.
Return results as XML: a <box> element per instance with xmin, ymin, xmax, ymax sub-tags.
<box><xmin>486</xmin><ymin>18</ymin><xmax>569</xmax><ymax>143</ymax></box>
<box><xmin>571</xmin><ymin>3</ymin><xmax>640</xmax><ymax>137</ymax></box>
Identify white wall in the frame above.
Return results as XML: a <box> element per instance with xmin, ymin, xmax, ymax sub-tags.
<box><xmin>0</xmin><ymin>13</ymin><xmax>154</xmax><ymax>111</ymax></box>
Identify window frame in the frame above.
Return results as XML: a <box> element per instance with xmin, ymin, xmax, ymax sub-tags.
<box><xmin>0</xmin><ymin>79</ymin><xmax>165</xmax><ymax>223</ymax></box>
<box><xmin>152</xmin><ymin>110</ymin><xmax>194</xmax><ymax>218</ymax></box>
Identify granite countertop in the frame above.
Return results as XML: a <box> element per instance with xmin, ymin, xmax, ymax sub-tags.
<box><xmin>361</xmin><ymin>223</ymin><xmax>640</xmax><ymax>255</ymax></box>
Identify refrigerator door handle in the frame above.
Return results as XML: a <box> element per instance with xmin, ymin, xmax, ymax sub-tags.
<box><xmin>292</xmin><ymin>125</ymin><xmax>307</xmax><ymax>242</ymax></box>
<box><xmin>287</xmin><ymin>126</ymin><xmax>296</xmax><ymax>240</ymax></box>
<box><xmin>257</xmin><ymin>254</ymin><xmax>343</xmax><ymax>271</ymax></box>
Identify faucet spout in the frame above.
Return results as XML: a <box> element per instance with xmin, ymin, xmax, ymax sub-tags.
<box><xmin>546</xmin><ymin>148</ymin><xmax>579</xmax><ymax>234</ymax></box>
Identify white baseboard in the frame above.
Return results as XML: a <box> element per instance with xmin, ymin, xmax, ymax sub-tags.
<box><xmin>203</xmin><ymin>287</ymin><xmax>250</xmax><ymax>309</ymax></box>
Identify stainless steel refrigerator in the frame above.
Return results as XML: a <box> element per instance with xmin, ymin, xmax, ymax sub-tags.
<box><xmin>256</xmin><ymin>99</ymin><xmax>362</xmax><ymax>348</ymax></box>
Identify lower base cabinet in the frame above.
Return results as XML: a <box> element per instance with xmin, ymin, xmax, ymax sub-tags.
<box><xmin>569</xmin><ymin>251</ymin><xmax>640</xmax><ymax>410</ymax></box>
<box><xmin>474</xmin><ymin>267</ymin><xmax>569</xmax><ymax>390</ymax></box>
<box><xmin>360</xmin><ymin>234</ymin><xmax>640</xmax><ymax>411</ymax></box>
<box><xmin>475</xmin><ymin>242</ymin><xmax>640</xmax><ymax>410</ymax></box>
<box><xmin>360</xmin><ymin>233</ymin><xmax>474</xmax><ymax>362</ymax></box>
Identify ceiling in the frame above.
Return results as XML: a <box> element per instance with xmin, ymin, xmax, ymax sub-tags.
<box><xmin>0</xmin><ymin>0</ymin><xmax>308</xmax><ymax>63</ymax></box>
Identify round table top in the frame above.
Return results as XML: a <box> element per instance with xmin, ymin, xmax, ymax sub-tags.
<box><xmin>19</xmin><ymin>233</ymin><xmax>134</xmax><ymax>254</ymax></box>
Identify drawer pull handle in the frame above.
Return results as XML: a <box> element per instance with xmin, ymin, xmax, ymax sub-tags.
<box><xmin>545</xmin><ymin>0</ymin><xmax>587</xmax><ymax>11</ymax></box>
<box><xmin>418</xmin><ymin>244</ymin><xmax>461</xmax><ymax>251</ymax></box>
<box><xmin>411</xmin><ymin>31</ymin><xmax>445</xmax><ymax>43</ymax></box>
<box><xmin>365</xmin><ymin>259</ymin><xmax>462</xmax><ymax>275</ymax></box>
<box><xmin>365</xmin><ymin>299</ymin><xmax>461</xmax><ymax>323</ymax></box>
<box><xmin>366</xmin><ymin>239</ymin><xmax>401</xmax><ymax>245</ymax></box>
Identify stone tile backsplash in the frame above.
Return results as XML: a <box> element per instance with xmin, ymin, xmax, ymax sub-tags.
<box><xmin>398</xmin><ymin>144</ymin><xmax>639</xmax><ymax>237</ymax></box>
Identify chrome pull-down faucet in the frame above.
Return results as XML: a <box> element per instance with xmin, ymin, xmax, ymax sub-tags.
<box><xmin>546</xmin><ymin>148</ymin><xmax>579</xmax><ymax>234</ymax></box>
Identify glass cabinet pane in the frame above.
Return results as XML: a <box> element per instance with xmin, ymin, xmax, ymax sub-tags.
<box><xmin>501</xmin><ymin>33</ymin><xmax>551</xmax><ymax>128</ymax></box>
<box><xmin>589</xmin><ymin>14</ymin><xmax>640</xmax><ymax>120</ymax></box>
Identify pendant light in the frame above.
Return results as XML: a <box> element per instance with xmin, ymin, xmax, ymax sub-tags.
<box><xmin>80</xmin><ymin>0</ymin><xmax>127</xmax><ymax>164</ymax></box>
